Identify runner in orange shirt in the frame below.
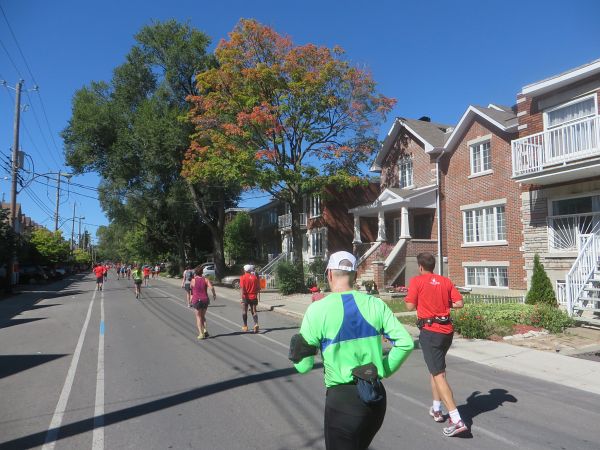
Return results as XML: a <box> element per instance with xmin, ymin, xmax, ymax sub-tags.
<box><xmin>239</xmin><ymin>265</ymin><xmax>260</xmax><ymax>333</ymax></box>
<box><xmin>93</xmin><ymin>263</ymin><xmax>104</xmax><ymax>291</ymax></box>
<box><xmin>143</xmin><ymin>265</ymin><xmax>151</xmax><ymax>286</ymax></box>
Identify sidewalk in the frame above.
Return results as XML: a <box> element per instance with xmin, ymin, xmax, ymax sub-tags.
<box><xmin>160</xmin><ymin>276</ymin><xmax>600</xmax><ymax>396</ymax></box>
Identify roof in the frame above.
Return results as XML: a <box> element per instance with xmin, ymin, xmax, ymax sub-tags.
<box><xmin>521</xmin><ymin>58</ymin><xmax>600</xmax><ymax>97</ymax></box>
<box><xmin>248</xmin><ymin>198</ymin><xmax>281</xmax><ymax>214</ymax></box>
<box><xmin>439</xmin><ymin>105</ymin><xmax>517</xmax><ymax>154</ymax></box>
<box><xmin>370</xmin><ymin>118</ymin><xmax>452</xmax><ymax>172</ymax></box>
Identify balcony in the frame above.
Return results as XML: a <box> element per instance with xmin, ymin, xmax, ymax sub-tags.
<box><xmin>278</xmin><ymin>213</ymin><xmax>307</xmax><ymax>229</ymax></box>
<box><xmin>512</xmin><ymin>115</ymin><xmax>600</xmax><ymax>184</ymax></box>
<box><xmin>547</xmin><ymin>212</ymin><xmax>600</xmax><ymax>253</ymax></box>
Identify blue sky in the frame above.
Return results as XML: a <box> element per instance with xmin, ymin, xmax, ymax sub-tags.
<box><xmin>1</xmin><ymin>0</ymin><xmax>599</xmax><ymax>242</ymax></box>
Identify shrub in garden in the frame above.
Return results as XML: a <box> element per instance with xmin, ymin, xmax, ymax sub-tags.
<box><xmin>452</xmin><ymin>303</ymin><xmax>574</xmax><ymax>339</ymax></box>
<box><xmin>276</xmin><ymin>261</ymin><xmax>305</xmax><ymax>295</ymax></box>
<box><xmin>525</xmin><ymin>254</ymin><xmax>557</xmax><ymax>306</ymax></box>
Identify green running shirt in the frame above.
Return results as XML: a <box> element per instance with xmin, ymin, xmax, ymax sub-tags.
<box><xmin>132</xmin><ymin>269</ymin><xmax>143</xmax><ymax>281</ymax></box>
<box><xmin>294</xmin><ymin>290</ymin><xmax>414</xmax><ymax>388</ymax></box>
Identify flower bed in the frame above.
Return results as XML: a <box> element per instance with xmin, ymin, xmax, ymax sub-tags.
<box><xmin>452</xmin><ymin>303</ymin><xmax>574</xmax><ymax>339</ymax></box>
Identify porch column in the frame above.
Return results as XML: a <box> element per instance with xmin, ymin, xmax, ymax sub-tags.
<box><xmin>353</xmin><ymin>215</ymin><xmax>362</xmax><ymax>244</ymax></box>
<box><xmin>377</xmin><ymin>210</ymin><xmax>386</xmax><ymax>242</ymax></box>
<box><xmin>400</xmin><ymin>206</ymin><xmax>411</xmax><ymax>238</ymax></box>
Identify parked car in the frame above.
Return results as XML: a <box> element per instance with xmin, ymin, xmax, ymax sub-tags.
<box><xmin>18</xmin><ymin>265</ymin><xmax>49</xmax><ymax>284</ymax></box>
<box><xmin>202</xmin><ymin>264</ymin><xmax>216</xmax><ymax>278</ymax></box>
<box><xmin>54</xmin><ymin>267</ymin><xmax>68</xmax><ymax>277</ymax></box>
<box><xmin>221</xmin><ymin>274</ymin><xmax>241</xmax><ymax>289</ymax></box>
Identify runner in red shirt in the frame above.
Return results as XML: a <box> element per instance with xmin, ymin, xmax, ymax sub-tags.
<box><xmin>143</xmin><ymin>266</ymin><xmax>151</xmax><ymax>286</ymax></box>
<box><xmin>239</xmin><ymin>264</ymin><xmax>260</xmax><ymax>333</ymax></box>
<box><xmin>93</xmin><ymin>264</ymin><xmax>104</xmax><ymax>291</ymax></box>
<box><xmin>404</xmin><ymin>252</ymin><xmax>466</xmax><ymax>437</ymax></box>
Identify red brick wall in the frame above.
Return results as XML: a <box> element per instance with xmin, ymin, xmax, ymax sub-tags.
<box><xmin>443</xmin><ymin>117</ymin><xmax>526</xmax><ymax>290</ymax></box>
<box><xmin>380</xmin><ymin>130</ymin><xmax>436</xmax><ymax>190</ymax></box>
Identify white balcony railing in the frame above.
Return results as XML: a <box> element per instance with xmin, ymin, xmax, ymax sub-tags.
<box><xmin>512</xmin><ymin>115</ymin><xmax>600</xmax><ymax>177</ymax></box>
<box><xmin>547</xmin><ymin>212</ymin><xmax>600</xmax><ymax>252</ymax></box>
<box><xmin>278</xmin><ymin>213</ymin><xmax>307</xmax><ymax>229</ymax></box>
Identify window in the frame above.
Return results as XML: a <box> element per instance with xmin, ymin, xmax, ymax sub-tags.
<box><xmin>393</xmin><ymin>218</ymin><xmax>401</xmax><ymax>243</ymax></box>
<box><xmin>398</xmin><ymin>154</ymin><xmax>413</xmax><ymax>188</ymax></box>
<box><xmin>549</xmin><ymin>194</ymin><xmax>600</xmax><ymax>251</ymax></box>
<box><xmin>470</xmin><ymin>141</ymin><xmax>491</xmax><ymax>174</ymax></box>
<box><xmin>310</xmin><ymin>195</ymin><xmax>321</xmax><ymax>218</ymax></box>
<box><xmin>463</xmin><ymin>205</ymin><xmax>506</xmax><ymax>243</ymax></box>
<box><xmin>465</xmin><ymin>266</ymin><xmax>508</xmax><ymax>288</ymax></box>
<box><xmin>311</xmin><ymin>231</ymin><xmax>324</xmax><ymax>256</ymax></box>
<box><xmin>545</xmin><ymin>96</ymin><xmax>596</xmax><ymax>129</ymax></box>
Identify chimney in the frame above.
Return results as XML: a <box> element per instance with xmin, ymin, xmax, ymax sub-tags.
<box><xmin>418</xmin><ymin>116</ymin><xmax>431</xmax><ymax>122</ymax></box>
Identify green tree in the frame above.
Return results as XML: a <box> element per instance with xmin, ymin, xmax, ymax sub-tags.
<box><xmin>30</xmin><ymin>229</ymin><xmax>70</xmax><ymax>265</ymax></box>
<box><xmin>526</xmin><ymin>254</ymin><xmax>557</xmax><ymax>306</ymax></box>
<box><xmin>184</xmin><ymin>19</ymin><xmax>394</xmax><ymax>281</ymax></box>
<box><xmin>224</xmin><ymin>212</ymin><xmax>256</xmax><ymax>263</ymax></box>
<box><xmin>73</xmin><ymin>248</ymin><xmax>92</xmax><ymax>265</ymax></box>
<box><xmin>0</xmin><ymin>208</ymin><xmax>16</xmax><ymax>266</ymax></box>
<box><xmin>63</xmin><ymin>20</ymin><xmax>232</xmax><ymax>275</ymax></box>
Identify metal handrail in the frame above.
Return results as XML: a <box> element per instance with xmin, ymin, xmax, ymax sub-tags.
<box><xmin>566</xmin><ymin>234</ymin><xmax>599</xmax><ymax>316</ymax></box>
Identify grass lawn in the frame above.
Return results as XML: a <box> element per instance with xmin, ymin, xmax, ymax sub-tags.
<box><xmin>384</xmin><ymin>299</ymin><xmax>409</xmax><ymax>313</ymax></box>
<box><xmin>396</xmin><ymin>315</ymin><xmax>416</xmax><ymax>326</ymax></box>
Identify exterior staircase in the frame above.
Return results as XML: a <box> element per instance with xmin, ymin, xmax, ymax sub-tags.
<box><xmin>566</xmin><ymin>234</ymin><xmax>600</xmax><ymax>325</ymax></box>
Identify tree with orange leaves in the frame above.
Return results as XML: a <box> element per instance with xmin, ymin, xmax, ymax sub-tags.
<box><xmin>184</xmin><ymin>19</ymin><xmax>394</xmax><ymax>280</ymax></box>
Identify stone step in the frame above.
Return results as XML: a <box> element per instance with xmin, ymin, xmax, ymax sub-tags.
<box><xmin>583</xmin><ymin>287</ymin><xmax>600</xmax><ymax>292</ymax></box>
<box><xmin>574</xmin><ymin>307</ymin><xmax>600</xmax><ymax>313</ymax></box>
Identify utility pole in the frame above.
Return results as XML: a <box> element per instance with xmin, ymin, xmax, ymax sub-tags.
<box><xmin>78</xmin><ymin>216</ymin><xmax>85</xmax><ymax>249</ymax></box>
<box><xmin>70</xmin><ymin>203</ymin><xmax>76</xmax><ymax>251</ymax></box>
<box><xmin>55</xmin><ymin>172</ymin><xmax>61</xmax><ymax>231</ymax></box>
<box><xmin>8</xmin><ymin>79</ymin><xmax>23</xmax><ymax>289</ymax></box>
<box><xmin>9</xmin><ymin>80</ymin><xmax>23</xmax><ymax>231</ymax></box>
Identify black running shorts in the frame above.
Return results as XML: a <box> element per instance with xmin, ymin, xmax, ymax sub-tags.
<box><xmin>96</xmin><ymin>277</ymin><xmax>103</xmax><ymax>284</ymax></box>
<box><xmin>191</xmin><ymin>301</ymin><xmax>208</xmax><ymax>310</ymax></box>
<box><xmin>419</xmin><ymin>329</ymin><xmax>453</xmax><ymax>376</ymax></box>
<box><xmin>242</xmin><ymin>297</ymin><xmax>258</xmax><ymax>306</ymax></box>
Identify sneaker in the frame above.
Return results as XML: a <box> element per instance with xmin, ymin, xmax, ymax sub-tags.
<box><xmin>443</xmin><ymin>420</ymin><xmax>468</xmax><ymax>437</ymax></box>
<box><xmin>253</xmin><ymin>324</ymin><xmax>260</xmax><ymax>334</ymax></box>
<box><xmin>197</xmin><ymin>334</ymin><xmax>204</xmax><ymax>340</ymax></box>
<box><xmin>203</xmin><ymin>329</ymin><xmax>209</xmax><ymax>338</ymax></box>
<box><xmin>242</xmin><ymin>325</ymin><xmax>248</xmax><ymax>332</ymax></box>
<box><xmin>429</xmin><ymin>407</ymin><xmax>445</xmax><ymax>423</ymax></box>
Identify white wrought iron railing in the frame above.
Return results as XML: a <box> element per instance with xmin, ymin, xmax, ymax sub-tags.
<box><xmin>565</xmin><ymin>234</ymin><xmax>600</xmax><ymax>316</ymax></box>
<box><xmin>260</xmin><ymin>252</ymin><xmax>290</xmax><ymax>276</ymax></box>
<box><xmin>547</xmin><ymin>212</ymin><xmax>600</xmax><ymax>252</ymax></box>
<box><xmin>384</xmin><ymin>239</ymin><xmax>407</xmax><ymax>269</ymax></box>
<box><xmin>278</xmin><ymin>213</ymin><xmax>307</xmax><ymax>229</ymax></box>
<box><xmin>556</xmin><ymin>280</ymin><xmax>567</xmax><ymax>307</ymax></box>
<box><xmin>512</xmin><ymin>115</ymin><xmax>600</xmax><ymax>177</ymax></box>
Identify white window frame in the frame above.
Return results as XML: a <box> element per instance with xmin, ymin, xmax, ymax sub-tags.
<box><xmin>310</xmin><ymin>195</ymin><xmax>321</xmax><ymax>218</ymax></box>
<box><xmin>462</xmin><ymin>203</ymin><xmax>507</xmax><ymax>246</ymax></box>
<box><xmin>309</xmin><ymin>228</ymin><xmax>326</xmax><ymax>257</ymax></box>
<box><xmin>398</xmin><ymin>154</ymin><xmax>414</xmax><ymax>189</ymax></box>
<box><xmin>469</xmin><ymin>139</ymin><xmax>492</xmax><ymax>175</ymax></box>
<box><xmin>543</xmin><ymin>93</ymin><xmax>597</xmax><ymax>130</ymax></box>
<box><xmin>463</xmin><ymin>265</ymin><xmax>509</xmax><ymax>289</ymax></box>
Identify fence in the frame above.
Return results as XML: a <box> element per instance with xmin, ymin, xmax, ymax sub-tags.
<box><xmin>463</xmin><ymin>294</ymin><xmax>525</xmax><ymax>305</ymax></box>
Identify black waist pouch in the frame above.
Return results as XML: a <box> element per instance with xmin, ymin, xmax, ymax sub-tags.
<box><xmin>352</xmin><ymin>363</ymin><xmax>384</xmax><ymax>405</ymax></box>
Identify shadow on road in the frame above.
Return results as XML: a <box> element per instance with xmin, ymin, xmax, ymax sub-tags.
<box><xmin>1</xmin><ymin>364</ymin><xmax>322</xmax><ymax>449</ymax></box>
<box><xmin>0</xmin><ymin>354</ymin><xmax>67</xmax><ymax>379</ymax></box>
<box><xmin>0</xmin><ymin>317</ymin><xmax>45</xmax><ymax>330</ymax></box>
<box><xmin>458</xmin><ymin>388</ymin><xmax>518</xmax><ymax>433</ymax></box>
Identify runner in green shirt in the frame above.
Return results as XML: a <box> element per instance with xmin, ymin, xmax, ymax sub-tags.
<box><xmin>290</xmin><ymin>251</ymin><xmax>414</xmax><ymax>450</ymax></box>
<box><xmin>132</xmin><ymin>265</ymin><xmax>143</xmax><ymax>299</ymax></box>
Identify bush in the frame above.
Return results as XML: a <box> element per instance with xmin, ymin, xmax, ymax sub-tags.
<box><xmin>452</xmin><ymin>303</ymin><xmax>574</xmax><ymax>338</ymax></box>
<box><xmin>276</xmin><ymin>261</ymin><xmax>305</xmax><ymax>295</ymax></box>
<box><xmin>526</xmin><ymin>254</ymin><xmax>557</xmax><ymax>306</ymax></box>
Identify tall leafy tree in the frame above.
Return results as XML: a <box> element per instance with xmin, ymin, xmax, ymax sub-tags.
<box><xmin>29</xmin><ymin>229</ymin><xmax>70</xmax><ymax>265</ymax></box>
<box><xmin>224</xmin><ymin>212</ymin><xmax>256</xmax><ymax>263</ymax></box>
<box><xmin>184</xmin><ymin>19</ymin><xmax>394</xmax><ymax>277</ymax></box>
<box><xmin>63</xmin><ymin>20</ymin><xmax>234</xmax><ymax>275</ymax></box>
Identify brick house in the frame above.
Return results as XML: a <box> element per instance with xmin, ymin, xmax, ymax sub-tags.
<box><xmin>351</xmin><ymin>118</ymin><xmax>453</xmax><ymax>289</ymax></box>
<box><xmin>248</xmin><ymin>200</ymin><xmax>283</xmax><ymax>263</ymax></box>
<box><xmin>510</xmin><ymin>59</ymin><xmax>600</xmax><ymax>313</ymax></box>
<box><xmin>440</xmin><ymin>105</ymin><xmax>527</xmax><ymax>295</ymax></box>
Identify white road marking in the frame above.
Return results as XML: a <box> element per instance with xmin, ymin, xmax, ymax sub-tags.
<box><xmin>42</xmin><ymin>289</ymin><xmax>97</xmax><ymax>450</ymax></box>
<box><xmin>92</xmin><ymin>290</ymin><xmax>105</xmax><ymax>449</ymax></box>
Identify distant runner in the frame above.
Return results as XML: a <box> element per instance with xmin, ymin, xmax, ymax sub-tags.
<box><xmin>143</xmin><ymin>265</ymin><xmax>151</xmax><ymax>286</ymax></box>
<box><xmin>132</xmin><ymin>265</ymin><xmax>143</xmax><ymax>299</ymax></box>
<box><xmin>190</xmin><ymin>266</ymin><xmax>216</xmax><ymax>339</ymax></box>
<box><xmin>93</xmin><ymin>263</ymin><xmax>104</xmax><ymax>291</ymax></box>
<box><xmin>181</xmin><ymin>266</ymin><xmax>194</xmax><ymax>306</ymax></box>
<box><xmin>103</xmin><ymin>264</ymin><xmax>108</xmax><ymax>282</ymax></box>
<box><xmin>240</xmin><ymin>264</ymin><xmax>260</xmax><ymax>333</ymax></box>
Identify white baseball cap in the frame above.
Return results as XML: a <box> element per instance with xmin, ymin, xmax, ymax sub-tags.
<box><xmin>326</xmin><ymin>251</ymin><xmax>357</xmax><ymax>272</ymax></box>
<box><xmin>243</xmin><ymin>264</ymin><xmax>254</xmax><ymax>272</ymax></box>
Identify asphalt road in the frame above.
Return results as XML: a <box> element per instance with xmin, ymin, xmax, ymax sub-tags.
<box><xmin>1</xmin><ymin>274</ymin><xmax>599</xmax><ymax>450</ymax></box>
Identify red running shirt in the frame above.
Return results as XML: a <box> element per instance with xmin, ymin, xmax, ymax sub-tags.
<box><xmin>94</xmin><ymin>266</ymin><xmax>104</xmax><ymax>278</ymax></box>
<box><xmin>405</xmin><ymin>273</ymin><xmax>462</xmax><ymax>334</ymax></box>
<box><xmin>240</xmin><ymin>273</ymin><xmax>260</xmax><ymax>300</ymax></box>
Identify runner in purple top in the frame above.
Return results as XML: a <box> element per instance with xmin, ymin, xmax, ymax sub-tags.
<box><xmin>190</xmin><ymin>266</ymin><xmax>216</xmax><ymax>340</ymax></box>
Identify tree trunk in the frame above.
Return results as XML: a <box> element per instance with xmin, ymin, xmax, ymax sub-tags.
<box><xmin>290</xmin><ymin>196</ymin><xmax>305</xmax><ymax>284</ymax></box>
<box><xmin>187</xmin><ymin>182</ymin><xmax>226</xmax><ymax>280</ymax></box>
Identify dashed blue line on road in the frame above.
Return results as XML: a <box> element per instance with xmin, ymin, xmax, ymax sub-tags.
<box><xmin>100</xmin><ymin>321</ymin><xmax>105</xmax><ymax>336</ymax></box>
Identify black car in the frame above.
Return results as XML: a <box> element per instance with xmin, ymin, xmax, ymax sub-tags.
<box><xmin>18</xmin><ymin>265</ymin><xmax>49</xmax><ymax>284</ymax></box>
